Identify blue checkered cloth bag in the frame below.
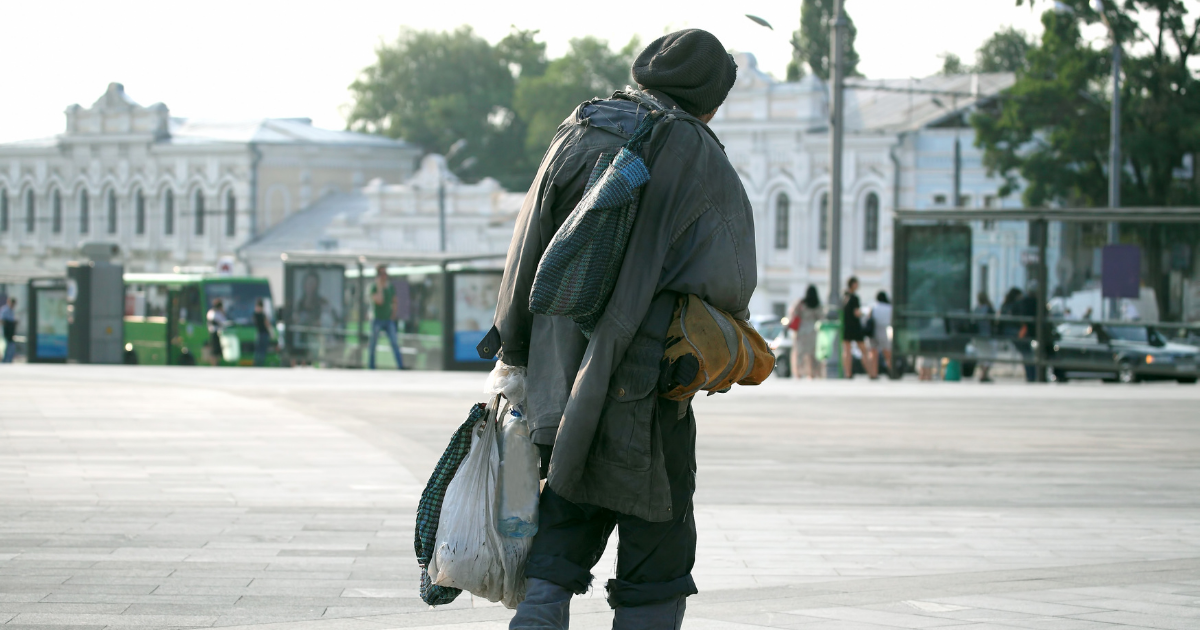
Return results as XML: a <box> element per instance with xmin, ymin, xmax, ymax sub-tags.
<box><xmin>528</xmin><ymin>109</ymin><xmax>662</xmax><ymax>335</ymax></box>
<box><xmin>415</xmin><ymin>402</ymin><xmax>488</xmax><ymax>606</ymax></box>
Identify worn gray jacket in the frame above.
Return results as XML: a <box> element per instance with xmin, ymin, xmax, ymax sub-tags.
<box><xmin>489</xmin><ymin>90</ymin><xmax>756</xmax><ymax>522</ymax></box>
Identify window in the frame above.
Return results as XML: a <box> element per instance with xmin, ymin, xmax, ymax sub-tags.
<box><xmin>79</xmin><ymin>190</ymin><xmax>89</xmax><ymax>234</ymax></box>
<box><xmin>933</xmin><ymin>194</ymin><xmax>947</xmax><ymax>205</ymax></box>
<box><xmin>224</xmin><ymin>190</ymin><xmax>236</xmax><ymax>237</ymax></box>
<box><xmin>193</xmin><ymin>191</ymin><xmax>205</xmax><ymax>235</ymax></box>
<box><xmin>983</xmin><ymin>219</ymin><xmax>996</xmax><ymax>231</ymax></box>
<box><xmin>773</xmin><ymin>193</ymin><xmax>789</xmax><ymax>250</ymax></box>
<box><xmin>0</xmin><ymin>189</ymin><xmax>7</xmax><ymax>232</ymax></box>
<box><xmin>25</xmin><ymin>189</ymin><xmax>35</xmax><ymax>233</ymax></box>
<box><xmin>52</xmin><ymin>189</ymin><xmax>62</xmax><ymax>234</ymax></box>
<box><xmin>818</xmin><ymin>193</ymin><xmax>829</xmax><ymax>251</ymax></box>
<box><xmin>980</xmin><ymin>264</ymin><xmax>989</xmax><ymax>298</ymax></box>
<box><xmin>772</xmin><ymin>302</ymin><xmax>787</xmax><ymax>320</ymax></box>
<box><xmin>106</xmin><ymin>189</ymin><xmax>117</xmax><ymax>234</ymax></box>
<box><xmin>135</xmin><ymin>190</ymin><xmax>145</xmax><ymax>235</ymax></box>
<box><xmin>957</xmin><ymin>195</ymin><xmax>972</xmax><ymax>208</ymax></box>
<box><xmin>164</xmin><ymin>190</ymin><xmax>174</xmax><ymax>235</ymax></box>
<box><xmin>863</xmin><ymin>192</ymin><xmax>879</xmax><ymax>252</ymax></box>
<box><xmin>983</xmin><ymin>194</ymin><xmax>996</xmax><ymax>208</ymax></box>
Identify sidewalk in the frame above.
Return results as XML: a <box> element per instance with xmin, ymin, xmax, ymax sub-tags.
<box><xmin>1</xmin><ymin>366</ymin><xmax>1198</xmax><ymax>628</ymax></box>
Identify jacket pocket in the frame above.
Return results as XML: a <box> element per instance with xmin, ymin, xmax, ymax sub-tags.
<box><xmin>591</xmin><ymin>336</ymin><xmax>661</xmax><ymax>471</ymax></box>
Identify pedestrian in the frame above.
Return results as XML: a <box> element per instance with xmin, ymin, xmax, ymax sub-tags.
<box><xmin>789</xmin><ymin>285</ymin><xmax>824</xmax><ymax>379</ymax></box>
<box><xmin>252</xmin><ymin>298</ymin><xmax>272</xmax><ymax>367</ymax></box>
<box><xmin>1016</xmin><ymin>283</ymin><xmax>1040</xmax><ymax>382</ymax></box>
<box><xmin>841</xmin><ymin>277</ymin><xmax>877</xmax><ymax>379</ymax></box>
<box><xmin>973</xmin><ymin>292</ymin><xmax>996</xmax><ymax>383</ymax></box>
<box><xmin>871</xmin><ymin>290</ymin><xmax>893</xmax><ymax>376</ymax></box>
<box><xmin>205</xmin><ymin>298</ymin><xmax>228</xmax><ymax>367</ymax></box>
<box><xmin>368</xmin><ymin>264</ymin><xmax>404</xmax><ymax>370</ymax></box>
<box><xmin>1</xmin><ymin>297</ymin><xmax>17</xmax><ymax>363</ymax></box>
<box><xmin>483</xmin><ymin>30</ymin><xmax>752</xmax><ymax>629</ymax></box>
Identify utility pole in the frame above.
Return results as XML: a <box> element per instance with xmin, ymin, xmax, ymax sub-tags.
<box><xmin>1094</xmin><ymin>0</ymin><xmax>1121</xmax><ymax>319</ymax></box>
<box><xmin>438</xmin><ymin>181</ymin><xmax>446</xmax><ymax>253</ymax></box>
<box><xmin>828</xmin><ymin>0</ymin><xmax>847</xmax><ymax>309</ymax></box>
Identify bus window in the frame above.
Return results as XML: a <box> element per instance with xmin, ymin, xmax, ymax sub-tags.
<box><xmin>203</xmin><ymin>282</ymin><xmax>272</xmax><ymax>326</ymax></box>
<box><xmin>146</xmin><ymin>285</ymin><xmax>168</xmax><ymax>318</ymax></box>
<box><xmin>180</xmin><ymin>285</ymin><xmax>203</xmax><ymax>325</ymax></box>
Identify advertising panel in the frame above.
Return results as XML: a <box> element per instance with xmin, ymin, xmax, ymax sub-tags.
<box><xmin>453</xmin><ymin>272</ymin><xmax>500</xmax><ymax>363</ymax></box>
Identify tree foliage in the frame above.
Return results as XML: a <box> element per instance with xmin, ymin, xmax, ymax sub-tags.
<box><xmin>347</xmin><ymin>28</ymin><xmax>634</xmax><ymax>191</ymax></box>
<box><xmin>787</xmin><ymin>0</ymin><xmax>861</xmax><ymax>81</ymax></box>
<box><xmin>938</xmin><ymin>27</ymin><xmax>1033</xmax><ymax>75</ymax></box>
<box><xmin>972</xmin><ymin>2</ymin><xmax>1200</xmax><ymax>208</ymax></box>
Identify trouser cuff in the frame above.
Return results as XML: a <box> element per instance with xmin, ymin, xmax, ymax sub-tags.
<box><xmin>524</xmin><ymin>553</ymin><xmax>593</xmax><ymax>595</ymax></box>
<box><xmin>605</xmin><ymin>575</ymin><xmax>698</xmax><ymax>608</ymax></box>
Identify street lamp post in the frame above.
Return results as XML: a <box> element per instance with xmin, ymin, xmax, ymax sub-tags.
<box><xmin>1093</xmin><ymin>0</ymin><xmax>1121</xmax><ymax>319</ymax></box>
<box><xmin>828</xmin><ymin>0</ymin><xmax>847</xmax><ymax>309</ymax></box>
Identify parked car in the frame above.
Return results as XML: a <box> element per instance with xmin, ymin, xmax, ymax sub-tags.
<box><xmin>1048</xmin><ymin>323</ymin><xmax>1199</xmax><ymax>383</ymax></box>
<box><xmin>751</xmin><ymin>315</ymin><xmax>790</xmax><ymax>377</ymax></box>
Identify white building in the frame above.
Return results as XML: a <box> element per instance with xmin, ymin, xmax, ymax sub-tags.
<box><xmin>709</xmin><ymin>53</ymin><xmax>1022</xmax><ymax>318</ymax></box>
<box><xmin>0</xmin><ymin>83</ymin><xmax>421</xmax><ymax>280</ymax></box>
<box><xmin>241</xmin><ymin>154</ymin><xmax>522</xmax><ymax>295</ymax></box>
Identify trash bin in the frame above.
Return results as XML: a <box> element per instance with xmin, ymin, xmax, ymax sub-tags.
<box><xmin>817</xmin><ymin>320</ymin><xmax>842</xmax><ymax>378</ymax></box>
<box><xmin>942</xmin><ymin>358</ymin><xmax>962</xmax><ymax>382</ymax></box>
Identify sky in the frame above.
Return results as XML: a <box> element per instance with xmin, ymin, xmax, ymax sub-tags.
<box><xmin>0</xmin><ymin>0</ymin><xmax>1054</xmax><ymax>144</ymax></box>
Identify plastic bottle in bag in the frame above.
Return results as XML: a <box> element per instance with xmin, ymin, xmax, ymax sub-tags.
<box><xmin>496</xmin><ymin>408</ymin><xmax>540</xmax><ymax>538</ymax></box>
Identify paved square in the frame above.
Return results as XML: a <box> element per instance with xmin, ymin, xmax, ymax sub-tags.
<box><xmin>1</xmin><ymin>365</ymin><xmax>1198</xmax><ymax>629</ymax></box>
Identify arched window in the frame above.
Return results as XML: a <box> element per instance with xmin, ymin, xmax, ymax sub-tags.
<box><xmin>52</xmin><ymin>189</ymin><xmax>62</xmax><ymax>234</ymax></box>
<box><xmin>25</xmin><ymin>189</ymin><xmax>35</xmax><ymax>234</ymax></box>
<box><xmin>863</xmin><ymin>192</ymin><xmax>879</xmax><ymax>252</ymax></box>
<box><xmin>193</xmin><ymin>191</ymin><xmax>205</xmax><ymax>235</ymax></box>
<box><xmin>164</xmin><ymin>190</ymin><xmax>175</xmax><ymax>235</ymax></box>
<box><xmin>818</xmin><ymin>192</ymin><xmax>829</xmax><ymax>251</ymax></box>
<box><xmin>0</xmin><ymin>189</ymin><xmax>8</xmax><ymax>232</ymax></box>
<box><xmin>106</xmin><ymin>189</ymin><xmax>117</xmax><ymax>234</ymax></box>
<box><xmin>79</xmin><ymin>190</ymin><xmax>90</xmax><ymax>234</ymax></box>
<box><xmin>773</xmin><ymin>193</ymin><xmax>789</xmax><ymax>250</ymax></box>
<box><xmin>224</xmin><ymin>190</ymin><xmax>236</xmax><ymax>237</ymax></box>
<box><xmin>135</xmin><ymin>190</ymin><xmax>146</xmax><ymax>235</ymax></box>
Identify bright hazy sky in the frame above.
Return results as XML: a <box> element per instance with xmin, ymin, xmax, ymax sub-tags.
<box><xmin>2</xmin><ymin>0</ymin><xmax>1052</xmax><ymax>144</ymax></box>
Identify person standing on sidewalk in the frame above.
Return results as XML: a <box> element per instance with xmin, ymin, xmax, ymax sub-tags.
<box><xmin>789</xmin><ymin>285</ymin><xmax>823</xmax><ymax>379</ymax></box>
<box><xmin>1</xmin><ymin>297</ymin><xmax>17</xmax><ymax>363</ymax></box>
<box><xmin>841</xmin><ymin>277</ymin><xmax>877</xmax><ymax>379</ymax></box>
<box><xmin>252</xmin><ymin>299</ymin><xmax>273</xmax><ymax>367</ymax></box>
<box><xmin>205</xmin><ymin>299</ymin><xmax>228</xmax><ymax>367</ymax></box>
<box><xmin>368</xmin><ymin>264</ymin><xmax>404</xmax><ymax>370</ymax></box>
<box><xmin>871</xmin><ymin>291</ymin><xmax>893</xmax><ymax>377</ymax></box>
<box><xmin>974</xmin><ymin>292</ymin><xmax>996</xmax><ymax>383</ymax></box>
<box><xmin>483</xmin><ymin>29</ymin><xmax>753</xmax><ymax>630</ymax></box>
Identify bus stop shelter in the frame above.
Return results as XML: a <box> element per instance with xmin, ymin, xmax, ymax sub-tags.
<box><xmin>892</xmin><ymin>207</ymin><xmax>1200</xmax><ymax>382</ymax></box>
<box><xmin>279</xmin><ymin>251</ymin><xmax>504</xmax><ymax>370</ymax></box>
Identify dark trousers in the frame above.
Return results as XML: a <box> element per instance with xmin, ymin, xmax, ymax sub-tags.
<box><xmin>525</xmin><ymin>397</ymin><xmax>698</xmax><ymax>608</ymax></box>
<box><xmin>253</xmin><ymin>331</ymin><xmax>271</xmax><ymax>367</ymax></box>
<box><xmin>368</xmin><ymin>320</ymin><xmax>404</xmax><ymax>369</ymax></box>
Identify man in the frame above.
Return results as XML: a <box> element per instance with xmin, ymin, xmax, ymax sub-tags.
<box><xmin>252</xmin><ymin>298</ymin><xmax>273</xmax><ymax>367</ymax></box>
<box><xmin>841</xmin><ymin>277</ymin><xmax>877</xmax><ymax>379</ymax></box>
<box><xmin>483</xmin><ymin>30</ymin><xmax>754</xmax><ymax>630</ymax></box>
<box><xmin>871</xmin><ymin>290</ymin><xmax>893</xmax><ymax>376</ymax></box>
<box><xmin>205</xmin><ymin>299</ymin><xmax>228</xmax><ymax>367</ymax></box>
<box><xmin>1</xmin><ymin>297</ymin><xmax>17</xmax><ymax>363</ymax></box>
<box><xmin>368</xmin><ymin>264</ymin><xmax>404</xmax><ymax>370</ymax></box>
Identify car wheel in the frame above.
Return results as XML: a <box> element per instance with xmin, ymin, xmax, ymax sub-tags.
<box><xmin>1117</xmin><ymin>360</ymin><xmax>1139</xmax><ymax>384</ymax></box>
<box><xmin>1050</xmin><ymin>368</ymin><xmax>1068</xmax><ymax>383</ymax></box>
<box><xmin>1178</xmin><ymin>377</ymin><xmax>1198</xmax><ymax>384</ymax></box>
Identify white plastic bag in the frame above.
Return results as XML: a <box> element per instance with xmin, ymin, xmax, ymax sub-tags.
<box><xmin>497</xmin><ymin>409</ymin><xmax>540</xmax><ymax>538</ymax></box>
<box><xmin>484</xmin><ymin>362</ymin><xmax>527</xmax><ymax>405</ymax></box>
<box><xmin>428</xmin><ymin>396</ymin><xmax>530</xmax><ymax>608</ymax></box>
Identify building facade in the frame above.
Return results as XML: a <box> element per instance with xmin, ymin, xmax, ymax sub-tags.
<box><xmin>0</xmin><ymin>83</ymin><xmax>420</xmax><ymax>279</ymax></box>
<box><xmin>709</xmin><ymin>54</ymin><xmax>1022</xmax><ymax>318</ymax></box>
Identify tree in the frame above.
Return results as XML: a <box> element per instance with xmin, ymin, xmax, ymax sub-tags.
<box><xmin>346</xmin><ymin>27</ymin><xmax>516</xmax><ymax>183</ymax></box>
<box><xmin>975</xmin><ymin>26</ymin><xmax>1033</xmax><ymax>73</ymax></box>
<box><xmin>787</xmin><ymin>0</ymin><xmax>861</xmax><ymax>81</ymax></box>
<box><xmin>972</xmin><ymin>3</ymin><xmax>1200</xmax><ymax>208</ymax></box>
<box><xmin>938</xmin><ymin>52</ymin><xmax>966</xmax><ymax>75</ymax></box>
<box><xmin>513</xmin><ymin>37</ymin><xmax>638</xmax><ymax>163</ymax></box>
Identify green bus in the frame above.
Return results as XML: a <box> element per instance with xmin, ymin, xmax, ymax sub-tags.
<box><xmin>123</xmin><ymin>273</ymin><xmax>279</xmax><ymax>367</ymax></box>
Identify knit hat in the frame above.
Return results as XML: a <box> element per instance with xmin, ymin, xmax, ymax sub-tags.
<box><xmin>632</xmin><ymin>29</ymin><xmax>738</xmax><ymax>117</ymax></box>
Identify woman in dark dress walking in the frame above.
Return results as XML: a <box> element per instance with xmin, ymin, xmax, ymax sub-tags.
<box><xmin>841</xmin><ymin>277</ymin><xmax>877</xmax><ymax>379</ymax></box>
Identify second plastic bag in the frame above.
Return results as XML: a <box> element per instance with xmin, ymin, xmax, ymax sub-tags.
<box><xmin>427</xmin><ymin>396</ymin><xmax>530</xmax><ymax>608</ymax></box>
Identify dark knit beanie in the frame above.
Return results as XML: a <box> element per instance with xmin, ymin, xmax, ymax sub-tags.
<box><xmin>632</xmin><ymin>29</ymin><xmax>738</xmax><ymax>117</ymax></box>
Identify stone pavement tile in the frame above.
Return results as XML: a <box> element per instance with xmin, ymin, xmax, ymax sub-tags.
<box><xmin>0</xmin><ymin>592</ymin><xmax>48</xmax><ymax>602</ymax></box>
<box><xmin>1069</xmin><ymin>610</ymin><xmax>1196</xmax><ymax>629</ymax></box>
<box><xmin>0</xmin><ymin>602</ymin><xmax>130</xmax><ymax>614</ymax></box>
<box><xmin>973</xmin><ymin>617</ymin><xmax>1133</xmax><ymax>629</ymax></box>
<box><xmin>1061</xmin><ymin>598</ymin><xmax>1200</xmax><ymax>618</ymax></box>
<box><xmin>0</xmin><ymin>625</ymin><xmax>107</xmax><ymax>630</ymax></box>
<box><xmin>924</xmin><ymin>595</ymin><xmax>1112</xmax><ymax>617</ymax></box>
<box><xmin>8</xmin><ymin>612</ymin><xmax>220</xmax><ymax>626</ymax></box>
<box><xmin>782</xmin><ymin>606</ymin><xmax>967</xmax><ymax>628</ymax></box>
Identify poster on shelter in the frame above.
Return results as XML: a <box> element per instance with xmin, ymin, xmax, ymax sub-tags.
<box><xmin>453</xmin><ymin>273</ymin><xmax>500</xmax><ymax>363</ymax></box>
<box><xmin>287</xmin><ymin>265</ymin><xmax>344</xmax><ymax>351</ymax></box>
<box><xmin>36</xmin><ymin>289</ymin><xmax>68</xmax><ymax>359</ymax></box>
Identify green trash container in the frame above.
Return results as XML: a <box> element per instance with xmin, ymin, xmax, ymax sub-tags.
<box><xmin>817</xmin><ymin>320</ymin><xmax>842</xmax><ymax>378</ymax></box>
<box><xmin>942</xmin><ymin>358</ymin><xmax>962</xmax><ymax>382</ymax></box>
